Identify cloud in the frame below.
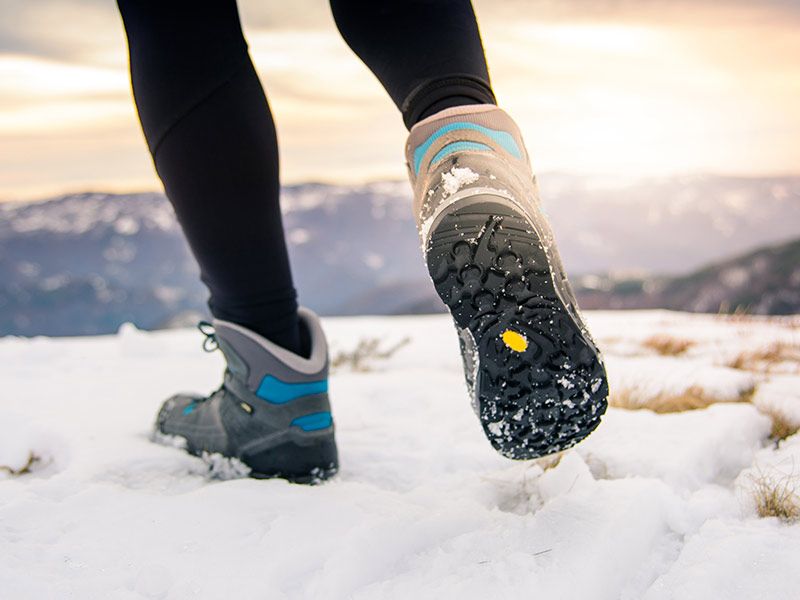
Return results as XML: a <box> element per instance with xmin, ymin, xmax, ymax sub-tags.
<box><xmin>2</xmin><ymin>0</ymin><xmax>799</xmax><ymax>65</ymax></box>
<box><xmin>1</xmin><ymin>0</ymin><xmax>799</xmax><ymax>199</ymax></box>
<box><xmin>0</xmin><ymin>0</ymin><xmax>123</xmax><ymax>65</ymax></box>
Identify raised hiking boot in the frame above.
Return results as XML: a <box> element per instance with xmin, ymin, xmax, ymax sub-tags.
<box><xmin>152</xmin><ymin>307</ymin><xmax>338</xmax><ymax>483</ymax></box>
<box><xmin>406</xmin><ymin>104</ymin><xmax>609</xmax><ymax>460</ymax></box>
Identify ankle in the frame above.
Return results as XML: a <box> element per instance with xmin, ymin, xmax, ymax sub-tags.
<box><xmin>401</xmin><ymin>75</ymin><xmax>496</xmax><ymax>129</ymax></box>
<box><xmin>250</xmin><ymin>321</ymin><xmax>304</xmax><ymax>357</ymax></box>
<box><xmin>208</xmin><ymin>307</ymin><xmax>304</xmax><ymax>357</ymax></box>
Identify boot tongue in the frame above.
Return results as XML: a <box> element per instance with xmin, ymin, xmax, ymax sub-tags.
<box><xmin>215</xmin><ymin>336</ymin><xmax>250</xmax><ymax>381</ymax></box>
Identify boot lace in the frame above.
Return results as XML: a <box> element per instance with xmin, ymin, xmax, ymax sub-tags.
<box><xmin>198</xmin><ymin>320</ymin><xmax>219</xmax><ymax>352</ymax></box>
<box><xmin>183</xmin><ymin>321</ymin><xmax>224</xmax><ymax>413</ymax></box>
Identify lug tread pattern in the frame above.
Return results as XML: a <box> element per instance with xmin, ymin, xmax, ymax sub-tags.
<box><xmin>427</xmin><ymin>202</ymin><xmax>608</xmax><ymax>459</ymax></box>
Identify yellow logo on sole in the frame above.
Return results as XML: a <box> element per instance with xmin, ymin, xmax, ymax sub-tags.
<box><xmin>501</xmin><ymin>329</ymin><xmax>528</xmax><ymax>352</ymax></box>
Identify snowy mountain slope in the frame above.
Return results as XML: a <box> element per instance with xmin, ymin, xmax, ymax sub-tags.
<box><xmin>2</xmin><ymin>311</ymin><xmax>799</xmax><ymax>599</ymax></box>
<box><xmin>1</xmin><ymin>175</ymin><xmax>799</xmax><ymax>336</ymax></box>
<box><xmin>578</xmin><ymin>237</ymin><xmax>800</xmax><ymax>315</ymax></box>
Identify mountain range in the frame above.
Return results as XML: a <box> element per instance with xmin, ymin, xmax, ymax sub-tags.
<box><xmin>1</xmin><ymin>174</ymin><xmax>798</xmax><ymax>336</ymax></box>
<box><xmin>575</xmin><ymin>237</ymin><xmax>800</xmax><ymax>314</ymax></box>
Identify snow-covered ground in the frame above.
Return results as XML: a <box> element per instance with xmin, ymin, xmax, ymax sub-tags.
<box><xmin>1</xmin><ymin>310</ymin><xmax>799</xmax><ymax>599</ymax></box>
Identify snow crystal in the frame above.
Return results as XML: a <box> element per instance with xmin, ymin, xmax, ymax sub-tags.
<box><xmin>150</xmin><ymin>429</ymin><xmax>188</xmax><ymax>450</ymax></box>
<box><xmin>487</xmin><ymin>421</ymin><xmax>505</xmax><ymax>437</ymax></box>
<box><xmin>200</xmin><ymin>451</ymin><xmax>252</xmax><ymax>480</ymax></box>
<box><xmin>557</xmin><ymin>376</ymin><xmax>575</xmax><ymax>389</ymax></box>
<box><xmin>440</xmin><ymin>166</ymin><xmax>479</xmax><ymax>197</ymax></box>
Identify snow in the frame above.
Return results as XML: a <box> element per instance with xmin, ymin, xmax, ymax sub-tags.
<box><xmin>752</xmin><ymin>376</ymin><xmax>800</xmax><ymax>428</ymax></box>
<box><xmin>605</xmin><ymin>356</ymin><xmax>757</xmax><ymax>406</ymax></box>
<box><xmin>643</xmin><ymin>519</ymin><xmax>800</xmax><ymax>600</ymax></box>
<box><xmin>1</xmin><ymin>310</ymin><xmax>799</xmax><ymax>599</ymax></box>
<box><xmin>735</xmin><ymin>430</ymin><xmax>800</xmax><ymax>512</ymax></box>
<box><xmin>440</xmin><ymin>166</ymin><xmax>480</xmax><ymax>197</ymax></box>
<box><xmin>577</xmin><ymin>404</ymin><xmax>770</xmax><ymax>490</ymax></box>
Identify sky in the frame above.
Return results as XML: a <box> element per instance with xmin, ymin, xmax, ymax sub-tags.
<box><xmin>1</xmin><ymin>0</ymin><xmax>799</xmax><ymax>201</ymax></box>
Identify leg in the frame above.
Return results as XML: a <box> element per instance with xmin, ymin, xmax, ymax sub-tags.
<box><xmin>330</xmin><ymin>0</ymin><xmax>497</xmax><ymax>129</ymax></box>
<box><xmin>118</xmin><ymin>0</ymin><xmax>302</xmax><ymax>354</ymax></box>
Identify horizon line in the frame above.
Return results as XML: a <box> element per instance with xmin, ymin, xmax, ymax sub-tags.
<box><xmin>4</xmin><ymin>171</ymin><xmax>800</xmax><ymax>205</ymax></box>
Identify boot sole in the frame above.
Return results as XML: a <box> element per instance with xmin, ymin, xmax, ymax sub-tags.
<box><xmin>152</xmin><ymin>429</ymin><xmax>338</xmax><ymax>485</ymax></box>
<box><xmin>426</xmin><ymin>199</ymin><xmax>608</xmax><ymax>459</ymax></box>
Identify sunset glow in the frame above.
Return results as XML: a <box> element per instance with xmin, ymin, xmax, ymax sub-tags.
<box><xmin>1</xmin><ymin>0</ymin><xmax>798</xmax><ymax>201</ymax></box>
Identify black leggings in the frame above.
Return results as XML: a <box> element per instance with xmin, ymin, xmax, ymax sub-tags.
<box><xmin>117</xmin><ymin>0</ymin><xmax>495</xmax><ymax>354</ymax></box>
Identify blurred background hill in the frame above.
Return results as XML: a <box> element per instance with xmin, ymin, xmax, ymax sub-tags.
<box><xmin>2</xmin><ymin>0</ymin><xmax>799</xmax><ymax>336</ymax></box>
<box><xmin>2</xmin><ymin>175</ymin><xmax>798</xmax><ymax>336</ymax></box>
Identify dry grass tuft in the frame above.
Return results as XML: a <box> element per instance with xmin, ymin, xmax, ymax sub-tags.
<box><xmin>611</xmin><ymin>384</ymin><xmax>755</xmax><ymax>414</ymax></box>
<box><xmin>330</xmin><ymin>336</ymin><xmax>411</xmax><ymax>372</ymax></box>
<box><xmin>0</xmin><ymin>452</ymin><xmax>40</xmax><ymax>477</ymax></box>
<box><xmin>642</xmin><ymin>335</ymin><xmax>695</xmax><ymax>356</ymax></box>
<box><xmin>750</xmin><ymin>469</ymin><xmax>800</xmax><ymax>522</ymax></box>
<box><xmin>727</xmin><ymin>342</ymin><xmax>800</xmax><ymax>374</ymax></box>
<box><xmin>758</xmin><ymin>407</ymin><xmax>800</xmax><ymax>442</ymax></box>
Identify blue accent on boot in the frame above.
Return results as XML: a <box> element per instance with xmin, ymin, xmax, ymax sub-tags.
<box><xmin>413</xmin><ymin>121</ymin><xmax>522</xmax><ymax>175</ymax></box>
<box><xmin>430</xmin><ymin>141</ymin><xmax>492</xmax><ymax>168</ymax></box>
<box><xmin>291</xmin><ymin>412</ymin><xmax>333</xmax><ymax>431</ymax></box>
<box><xmin>183</xmin><ymin>402</ymin><xmax>197</xmax><ymax>415</ymax></box>
<box><xmin>256</xmin><ymin>375</ymin><xmax>328</xmax><ymax>404</ymax></box>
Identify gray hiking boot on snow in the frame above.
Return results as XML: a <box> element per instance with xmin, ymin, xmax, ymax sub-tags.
<box><xmin>153</xmin><ymin>307</ymin><xmax>338</xmax><ymax>483</ymax></box>
<box><xmin>406</xmin><ymin>104</ymin><xmax>608</xmax><ymax>460</ymax></box>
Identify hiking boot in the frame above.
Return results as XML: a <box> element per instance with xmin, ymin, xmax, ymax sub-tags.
<box><xmin>406</xmin><ymin>104</ymin><xmax>608</xmax><ymax>459</ymax></box>
<box><xmin>153</xmin><ymin>307</ymin><xmax>338</xmax><ymax>483</ymax></box>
